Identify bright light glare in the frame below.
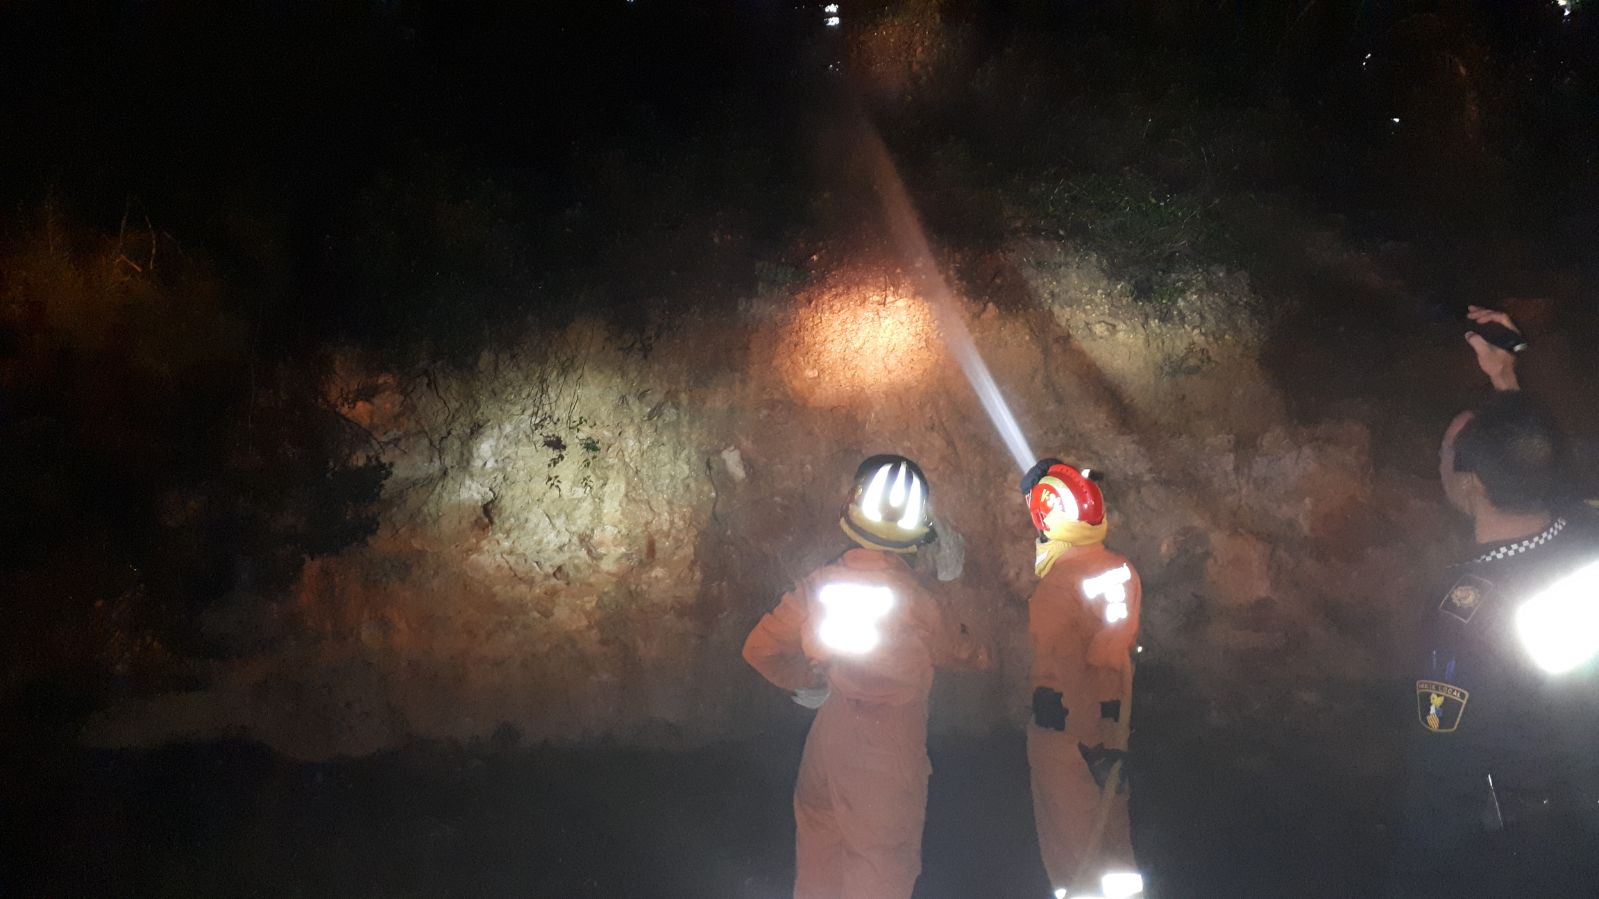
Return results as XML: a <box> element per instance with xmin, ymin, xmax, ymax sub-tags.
<box><xmin>897</xmin><ymin>472</ymin><xmax>924</xmax><ymax>529</ymax></box>
<box><xmin>823</xmin><ymin>3</ymin><xmax>839</xmax><ymax>12</ymax></box>
<box><xmin>779</xmin><ymin>286</ymin><xmax>939</xmax><ymax>406</ymax></box>
<box><xmin>858</xmin><ymin>461</ymin><xmax>926</xmax><ymax>528</ymax></box>
<box><xmin>818</xmin><ymin>584</ymin><xmax>895</xmax><ymax>655</ymax></box>
<box><xmin>860</xmin><ymin>464</ymin><xmax>890</xmax><ymax>522</ymax></box>
<box><xmin>1102</xmin><ymin>871</ymin><xmax>1145</xmax><ymax>899</ymax></box>
<box><xmin>1084</xmin><ymin>565</ymin><xmax>1132</xmax><ymax>604</ymax></box>
<box><xmin>825</xmin><ymin>15</ymin><xmax>840</xmax><ymax>26</ymax></box>
<box><xmin>1085</xmin><ymin>565</ymin><xmax>1133</xmax><ymax>624</ymax></box>
<box><xmin>1054</xmin><ymin>890</ymin><xmax>1068</xmax><ymax>899</ymax></box>
<box><xmin>1515</xmin><ymin>559</ymin><xmax>1599</xmax><ymax>674</ymax></box>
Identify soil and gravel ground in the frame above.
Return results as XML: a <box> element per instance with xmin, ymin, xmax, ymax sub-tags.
<box><xmin>8</xmin><ymin>664</ymin><xmax>1392</xmax><ymax>898</ymax></box>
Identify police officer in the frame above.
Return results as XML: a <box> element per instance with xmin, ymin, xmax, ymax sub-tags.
<box><xmin>1387</xmin><ymin>308</ymin><xmax>1599</xmax><ymax>897</ymax></box>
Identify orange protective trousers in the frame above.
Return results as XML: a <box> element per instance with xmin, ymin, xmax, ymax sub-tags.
<box><xmin>1027</xmin><ymin>542</ymin><xmax>1140</xmax><ymax>890</ymax></box>
<box><xmin>793</xmin><ymin>695</ymin><xmax>931</xmax><ymax>899</ymax></box>
<box><xmin>1028</xmin><ymin>725</ymin><xmax>1133</xmax><ymax>888</ymax></box>
<box><xmin>743</xmin><ymin>548</ymin><xmax>988</xmax><ymax>899</ymax></box>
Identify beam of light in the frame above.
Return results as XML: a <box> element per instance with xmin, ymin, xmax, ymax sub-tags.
<box><xmin>858</xmin><ymin>120</ymin><xmax>1038</xmax><ymax>472</ymax></box>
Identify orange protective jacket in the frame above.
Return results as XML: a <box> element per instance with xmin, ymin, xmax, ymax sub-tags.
<box><xmin>1029</xmin><ymin>542</ymin><xmax>1142</xmax><ymax>748</ymax></box>
<box><xmin>743</xmin><ymin>548</ymin><xmax>990</xmax><ymax>705</ymax></box>
<box><xmin>743</xmin><ymin>548</ymin><xmax>988</xmax><ymax>899</ymax></box>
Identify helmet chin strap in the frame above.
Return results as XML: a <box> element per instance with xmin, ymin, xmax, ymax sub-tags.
<box><xmin>839</xmin><ymin>515</ymin><xmax>922</xmax><ymax>554</ymax></box>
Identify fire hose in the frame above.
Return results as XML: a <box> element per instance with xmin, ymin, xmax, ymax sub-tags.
<box><xmin>1071</xmin><ymin>659</ymin><xmax>1137</xmax><ymax>893</ymax></box>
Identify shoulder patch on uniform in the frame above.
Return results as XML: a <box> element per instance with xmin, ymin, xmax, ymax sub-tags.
<box><xmin>1416</xmin><ymin>680</ymin><xmax>1469</xmax><ymax>733</ymax></box>
<box><xmin>1439</xmin><ymin>574</ymin><xmax>1493</xmax><ymax>623</ymax></box>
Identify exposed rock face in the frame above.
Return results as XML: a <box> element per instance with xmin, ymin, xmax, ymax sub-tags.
<box><xmin>85</xmin><ymin>241</ymin><xmax>1445</xmax><ymax>759</ymax></box>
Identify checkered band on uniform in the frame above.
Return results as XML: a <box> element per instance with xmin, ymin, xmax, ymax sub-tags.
<box><xmin>1474</xmin><ymin>518</ymin><xmax>1568</xmax><ymax>564</ymax></box>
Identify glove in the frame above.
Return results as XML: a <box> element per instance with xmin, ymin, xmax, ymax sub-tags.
<box><xmin>1079</xmin><ymin>742</ymin><xmax>1129</xmax><ymax>792</ymax></box>
<box><xmin>1020</xmin><ymin>458</ymin><xmax>1064</xmax><ymax>496</ymax></box>
<box><xmin>1032</xmin><ymin>686</ymin><xmax>1068</xmax><ymax>731</ymax></box>
<box><xmin>792</xmin><ymin>686</ymin><xmax>830</xmax><ymax>710</ymax></box>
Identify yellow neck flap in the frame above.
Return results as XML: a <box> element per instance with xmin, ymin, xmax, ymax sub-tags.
<box><xmin>1034</xmin><ymin>520</ymin><xmax>1108</xmax><ymax>578</ymax></box>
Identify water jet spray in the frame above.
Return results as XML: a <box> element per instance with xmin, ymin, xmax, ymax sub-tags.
<box><xmin>856</xmin><ymin>118</ymin><xmax>1038</xmax><ymax>472</ymax></box>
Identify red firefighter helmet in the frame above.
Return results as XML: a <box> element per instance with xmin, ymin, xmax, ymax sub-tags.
<box><xmin>1028</xmin><ymin>463</ymin><xmax>1105</xmax><ymax>534</ymax></box>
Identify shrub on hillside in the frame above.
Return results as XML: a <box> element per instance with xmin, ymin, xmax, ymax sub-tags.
<box><xmin>0</xmin><ymin>214</ymin><xmax>386</xmax><ymax>694</ymax></box>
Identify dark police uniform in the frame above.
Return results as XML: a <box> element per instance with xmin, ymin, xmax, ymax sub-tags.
<box><xmin>1389</xmin><ymin>512</ymin><xmax>1599</xmax><ymax>898</ymax></box>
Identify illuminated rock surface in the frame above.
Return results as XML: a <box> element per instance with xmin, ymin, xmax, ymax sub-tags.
<box><xmin>85</xmin><ymin>242</ymin><xmax>1443</xmax><ymax>759</ymax></box>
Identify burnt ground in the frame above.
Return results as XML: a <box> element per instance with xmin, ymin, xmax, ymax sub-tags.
<box><xmin>6</xmin><ymin>664</ymin><xmax>1394</xmax><ymax>899</ymax></box>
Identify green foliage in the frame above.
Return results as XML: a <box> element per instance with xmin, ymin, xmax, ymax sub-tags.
<box><xmin>1022</xmin><ymin>170</ymin><xmax>1229</xmax><ymax>293</ymax></box>
<box><xmin>539</xmin><ymin>423</ymin><xmax>602</xmax><ymax>497</ymax></box>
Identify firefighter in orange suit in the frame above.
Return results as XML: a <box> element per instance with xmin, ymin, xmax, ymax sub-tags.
<box><xmin>1021</xmin><ymin>459</ymin><xmax>1144</xmax><ymax>899</ymax></box>
<box><xmin>743</xmin><ymin>454</ymin><xmax>990</xmax><ymax>899</ymax></box>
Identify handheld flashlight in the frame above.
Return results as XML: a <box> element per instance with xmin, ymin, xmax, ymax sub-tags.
<box><xmin>1424</xmin><ymin>298</ymin><xmax>1529</xmax><ymax>354</ymax></box>
<box><xmin>1466</xmin><ymin>319</ymin><xmax>1529</xmax><ymax>354</ymax></box>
